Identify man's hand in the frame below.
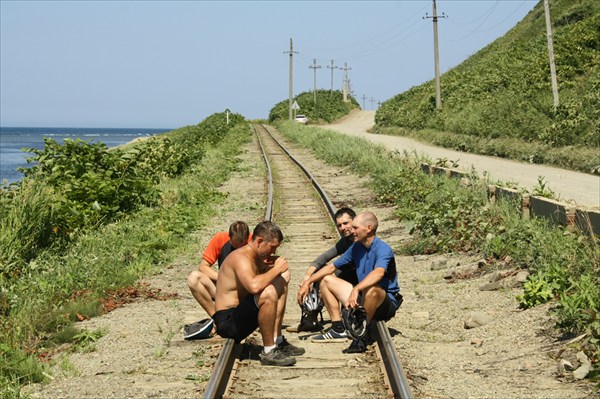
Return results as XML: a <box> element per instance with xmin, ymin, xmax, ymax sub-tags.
<box><xmin>297</xmin><ymin>280</ymin><xmax>311</xmax><ymax>305</ymax></box>
<box><xmin>273</xmin><ymin>256</ymin><xmax>288</xmax><ymax>275</ymax></box>
<box><xmin>344</xmin><ymin>287</ymin><xmax>360</xmax><ymax>308</ymax></box>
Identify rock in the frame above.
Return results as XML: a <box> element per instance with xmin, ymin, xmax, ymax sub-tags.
<box><xmin>559</xmin><ymin>359</ymin><xmax>574</xmax><ymax>372</ymax></box>
<box><xmin>470</xmin><ymin>338</ymin><xmax>483</xmax><ymax>348</ymax></box>
<box><xmin>464</xmin><ymin>311</ymin><xmax>493</xmax><ymax>329</ymax></box>
<box><xmin>445</xmin><ymin>262</ymin><xmax>482</xmax><ymax>280</ymax></box>
<box><xmin>479</xmin><ymin>270</ymin><xmax>530</xmax><ymax>291</ymax></box>
<box><xmin>573</xmin><ymin>352</ymin><xmax>591</xmax><ymax>380</ymax></box>
<box><xmin>431</xmin><ymin>258</ymin><xmax>448</xmax><ymax>270</ymax></box>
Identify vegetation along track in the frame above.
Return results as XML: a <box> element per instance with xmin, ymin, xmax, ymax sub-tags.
<box><xmin>204</xmin><ymin>124</ymin><xmax>412</xmax><ymax>398</ymax></box>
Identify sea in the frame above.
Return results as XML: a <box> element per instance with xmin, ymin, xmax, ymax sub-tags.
<box><xmin>0</xmin><ymin>127</ymin><xmax>172</xmax><ymax>184</ymax></box>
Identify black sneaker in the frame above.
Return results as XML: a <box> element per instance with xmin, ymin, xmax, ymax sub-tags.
<box><xmin>278</xmin><ymin>337</ymin><xmax>305</xmax><ymax>356</ymax></box>
<box><xmin>342</xmin><ymin>338</ymin><xmax>366</xmax><ymax>354</ymax></box>
<box><xmin>259</xmin><ymin>348</ymin><xmax>296</xmax><ymax>366</ymax></box>
<box><xmin>183</xmin><ymin>318</ymin><xmax>214</xmax><ymax>340</ymax></box>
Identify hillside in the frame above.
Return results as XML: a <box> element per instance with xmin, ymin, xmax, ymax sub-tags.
<box><xmin>269</xmin><ymin>90</ymin><xmax>360</xmax><ymax>124</ymax></box>
<box><xmin>375</xmin><ymin>0</ymin><xmax>599</xmax><ymax>153</ymax></box>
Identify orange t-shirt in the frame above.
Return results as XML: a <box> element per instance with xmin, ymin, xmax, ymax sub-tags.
<box><xmin>201</xmin><ymin>231</ymin><xmax>252</xmax><ymax>265</ymax></box>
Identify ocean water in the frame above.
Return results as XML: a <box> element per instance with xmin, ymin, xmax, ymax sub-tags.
<box><xmin>0</xmin><ymin>127</ymin><xmax>171</xmax><ymax>183</ymax></box>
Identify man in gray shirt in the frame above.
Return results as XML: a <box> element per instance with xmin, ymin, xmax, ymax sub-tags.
<box><xmin>288</xmin><ymin>208</ymin><xmax>357</xmax><ymax>332</ymax></box>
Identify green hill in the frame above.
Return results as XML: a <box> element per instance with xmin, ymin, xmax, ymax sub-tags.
<box><xmin>269</xmin><ymin>90</ymin><xmax>359</xmax><ymax>124</ymax></box>
<box><xmin>375</xmin><ymin>0</ymin><xmax>599</xmax><ymax>173</ymax></box>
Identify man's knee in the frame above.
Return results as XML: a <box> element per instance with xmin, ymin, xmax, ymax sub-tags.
<box><xmin>187</xmin><ymin>270</ymin><xmax>202</xmax><ymax>290</ymax></box>
<box><xmin>363</xmin><ymin>286</ymin><xmax>386</xmax><ymax>305</ymax></box>
<box><xmin>258</xmin><ymin>284</ymin><xmax>279</xmax><ymax>306</ymax></box>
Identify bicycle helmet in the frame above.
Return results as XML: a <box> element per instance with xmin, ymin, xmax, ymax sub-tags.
<box><xmin>341</xmin><ymin>306</ymin><xmax>368</xmax><ymax>340</ymax></box>
<box><xmin>301</xmin><ymin>285</ymin><xmax>323</xmax><ymax>313</ymax></box>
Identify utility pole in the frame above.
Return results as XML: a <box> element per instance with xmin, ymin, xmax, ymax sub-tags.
<box><xmin>370</xmin><ymin>97</ymin><xmax>376</xmax><ymax>110</ymax></box>
<box><xmin>361</xmin><ymin>94</ymin><xmax>367</xmax><ymax>110</ymax></box>
<box><xmin>342</xmin><ymin>62</ymin><xmax>352</xmax><ymax>102</ymax></box>
<box><xmin>377</xmin><ymin>101</ymin><xmax>381</xmax><ymax>109</ymax></box>
<box><xmin>327</xmin><ymin>60</ymin><xmax>338</xmax><ymax>92</ymax></box>
<box><xmin>309</xmin><ymin>59</ymin><xmax>322</xmax><ymax>103</ymax></box>
<box><xmin>424</xmin><ymin>0</ymin><xmax>447</xmax><ymax>109</ymax></box>
<box><xmin>283</xmin><ymin>38</ymin><xmax>298</xmax><ymax>120</ymax></box>
<box><xmin>544</xmin><ymin>0</ymin><xmax>560</xmax><ymax>108</ymax></box>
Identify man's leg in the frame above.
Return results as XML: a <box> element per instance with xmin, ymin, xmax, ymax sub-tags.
<box><xmin>257</xmin><ymin>284</ymin><xmax>280</xmax><ymax>347</ymax></box>
<box><xmin>362</xmin><ymin>286</ymin><xmax>387</xmax><ymax>322</ymax></box>
<box><xmin>320</xmin><ymin>274</ymin><xmax>353</xmax><ymax>322</ymax></box>
<box><xmin>187</xmin><ymin>270</ymin><xmax>216</xmax><ymax>317</ymax></box>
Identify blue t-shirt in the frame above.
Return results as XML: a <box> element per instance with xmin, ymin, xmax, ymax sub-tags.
<box><xmin>333</xmin><ymin>237</ymin><xmax>401</xmax><ymax>306</ymax></box>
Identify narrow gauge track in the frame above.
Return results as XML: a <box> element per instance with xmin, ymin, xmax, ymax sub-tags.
<box><xmin>204</xmin><ymin>124</ymin><xmax>412</xmax><ymax>399</ymax></box>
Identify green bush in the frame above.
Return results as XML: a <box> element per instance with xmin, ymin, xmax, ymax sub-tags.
<box><xmin>269</xmin><ymin>90</ymin><xmax>359</xmax><ymax>123</ymax></box>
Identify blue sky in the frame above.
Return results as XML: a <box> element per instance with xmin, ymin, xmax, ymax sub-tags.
<box><xmin>0</xmin><ymin>0</ymin><xmax>537</xmax><ymax>129</ymax></box>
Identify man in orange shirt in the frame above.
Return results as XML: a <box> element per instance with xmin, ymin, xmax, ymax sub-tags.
<box><xmin>184</xmin><ymin>221</ymin><xmax>251</xmax><ymax>339</ymax></box>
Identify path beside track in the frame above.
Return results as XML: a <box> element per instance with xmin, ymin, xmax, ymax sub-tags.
<box><xmin>321</xmin><ymin>110</ymin><xmax>600</xmax><ymax>209</ymax></box>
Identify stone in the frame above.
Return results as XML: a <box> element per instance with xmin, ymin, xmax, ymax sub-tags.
<box><xmin>431</xmin><ymin>258</ymin><xmax>448</xmax><ymax>270</ymax></box>
<box><xmin>464</xmin><ymin>311</ymin><xmax>493</xmax><ymax>329</ymax></box>
<box><xmin>573</xmin><ymin>351</ymin><xmax>591</xmax><ymax>380</ymax></box>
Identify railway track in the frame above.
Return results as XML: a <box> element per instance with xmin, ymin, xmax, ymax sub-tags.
<box><xmin>204</xmin><ymin>123</ymin><xmax>412</xmax><ymax>398</ymax></box>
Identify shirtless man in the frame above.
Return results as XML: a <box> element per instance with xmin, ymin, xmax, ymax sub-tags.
<box><xmin>214</xmin><ymin>221</ymin><xmax>304</xmax><ymax>366</ymax></box>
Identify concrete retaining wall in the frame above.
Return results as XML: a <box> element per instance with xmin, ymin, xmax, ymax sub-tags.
<box><xmin>420</xmin><ymin>162</ymin><xmax>599</xmax><ymax>236</ymax></box>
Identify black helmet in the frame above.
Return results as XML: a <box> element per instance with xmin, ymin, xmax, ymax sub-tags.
<box><xmin>341</xmin><ymin>306</ymin><xmax>368</xmax><ymax>340</ymax></box>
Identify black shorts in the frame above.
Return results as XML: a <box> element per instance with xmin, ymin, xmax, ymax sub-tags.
<box><xmin>373</xmin><ymin>293</ymin><xmax>399</xmax><ymax>322</ymax></box>
<box><xmin>336</xmin><ymin>265</ymin><xmax>359</xmax><ymax>286</ymax></box>
<box><xmin>213</xmin><ymin>295</ymin><xmax>259</xmax><ymax>343</ymax></box>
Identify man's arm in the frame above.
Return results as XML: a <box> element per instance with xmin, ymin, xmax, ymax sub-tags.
<box><xmin>346</xmin><ymin>267</ymin><xmax>385</xmax><ymax>308</ymax></box>
<box><xmin>238</xmin><ymin>257</ymin><xmax>289</xmax><ymax>295</ymax></box>
<box><xmin>297</xmin><ymin>263</ymin><xmax>337</xmax><ymax>304</ymax></box>
<box><xmin>198</xmin><ymin>259</ymin><xmax>218</xmax><ymax>282</ymax></box>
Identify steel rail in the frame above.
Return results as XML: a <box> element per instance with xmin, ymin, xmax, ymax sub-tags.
<box><xmin>262</xmin><ymin>124</ymin><xmax>413</xmax><ymax>399</ymax></box>
<box><xmin>202</xmin><ymin>125</ymin><xmax>275</xmax><ymax>399</ymax></box>
<box><xmin>203</xmin><ymin>123</ymin><xmax>413</xmax><ymax>398</ymax></box>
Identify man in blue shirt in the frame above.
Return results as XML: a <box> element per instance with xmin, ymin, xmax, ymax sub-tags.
<box><xmin>297</xmin><ymin>211</ymin><xmax>401</xmax><ymax>353</ymax></box>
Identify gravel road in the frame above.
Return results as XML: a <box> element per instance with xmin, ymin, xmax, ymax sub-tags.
<box><xmin>322</xmin><ymin>110</ymin><xmax>600</xmax><ymax>209</ymax></box>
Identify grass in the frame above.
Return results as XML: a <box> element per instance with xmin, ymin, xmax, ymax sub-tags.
<box><xmin>276</xmin><ymin>121</ymin><xmax>599</xmax><ymax>368</ymax></box>
<box><xmin>0</xmin><ymin>123</ymin><xmax>252</xmax><ymax>397</ymax></box>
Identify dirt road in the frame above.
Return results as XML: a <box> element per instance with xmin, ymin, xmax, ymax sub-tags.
<box><xmin>322</xmin><ymin>110</ymin><xmax>600</xmax><ymax>209</ymax></box>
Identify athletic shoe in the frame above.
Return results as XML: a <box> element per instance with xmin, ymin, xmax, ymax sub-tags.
<box><xmin>278</xmin><ymin>337</ymin><xmax>305</xmax><ymax>356</ymax></box>
<box><xmin>310</xmin><ymin>328</ymin><xmax>348</xmax><ymax>342</ymax></box>
<box><xmin>183</xmin><ymin>318</ymin><xmax>214</xmax><ymax>340</ymax></box>
<box><xmin>342</xmin><ymin>338</ymin><xmax>366</xmax><ymax>354</ymax></box>
<box><xmin>259</xmin><ymin>348</ymin><xmax>296</xmax><ymax>366</ymax></box>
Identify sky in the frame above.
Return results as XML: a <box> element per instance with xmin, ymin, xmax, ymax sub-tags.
<box><xmin>0</xmin><ymin>0</ymin><xmax>538</xmax><ymax>129</ymax></box>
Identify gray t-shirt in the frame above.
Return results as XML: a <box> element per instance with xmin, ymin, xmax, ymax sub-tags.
<box><xmin>310</xmin><ymin>235</ymin><xmax>354</xmax><ymax>270</ymax></box>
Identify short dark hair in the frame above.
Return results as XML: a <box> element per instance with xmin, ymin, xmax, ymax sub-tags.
<box><xmin>252</xmin><ymin>221</ymin><xmax>283</xmax><ymax>243</ymax></box>
<box><xmin>228</xmin><ymin>221</ymin><xmax>250</xmax><ymax>244</ymax></box>
<box><xmin>334</xmin><ymin>207</ymin><xmax>356</xmax><ymax>220</ymax></box>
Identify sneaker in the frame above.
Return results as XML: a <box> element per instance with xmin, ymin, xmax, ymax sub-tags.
<box><xmin>183</xmin><ymin>318</ymin><xmax>214</xmax><ymax>340</ymax></box>
<box><xmin>259</xmin><ymin>348</ymin><xmax>296</xmax><ymax>366</ymax></box>
<box><xmin>278</xmin><ymin>337</ymin><xmax>305</xmax><ymax>356</ymax></box>
<box><xmin>342</xmin><ymin>338</ymin><xmax>366</xmax><ymax>354</ymax></box>
<box><xmin>310</xmin><ymin>328</ymin><xmax>348</xmax><ymax>342</ymax></box>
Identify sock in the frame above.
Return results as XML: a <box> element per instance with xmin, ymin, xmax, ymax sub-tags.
<box><xmin>332</xmin><ymin>320</ymin><xmax>344</xmax><ymax>333</ymax></box>
<box><xmin>264</xmin><ymin>344</ymin><xmax>276</xmax><ymax>353</ymax></box>
<box><xmin>275</xmin><ymin>336</ymin><xmax>283</xmax><ymax>345</ymax></box>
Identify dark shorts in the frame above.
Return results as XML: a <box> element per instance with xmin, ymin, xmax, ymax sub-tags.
<box><xmin>213</xmin><ymin>295</ymin><xmax>259</xmax><ymax>343</ymax></box>
<box><xmin>373</xmin><ymin>293</ymin><xmax>400</xmax><ymax>322</ymax></box>
<box><xmin>336</xmin><ymin>265</ymin><xmax>359</xmax><ymax>286</ymax></box>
